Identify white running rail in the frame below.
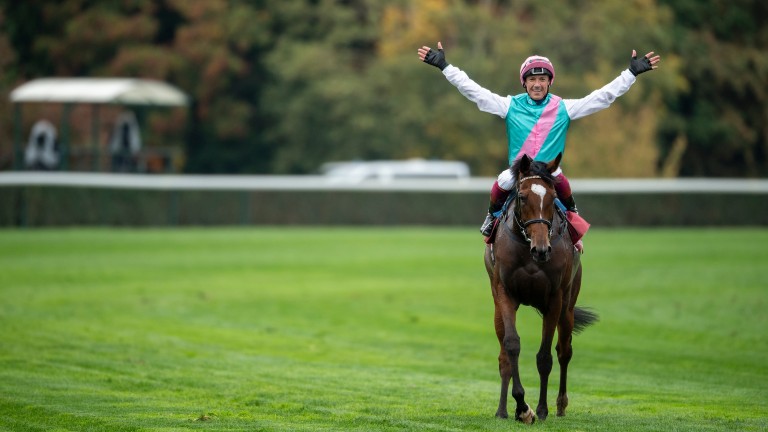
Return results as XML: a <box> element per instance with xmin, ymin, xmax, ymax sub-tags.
<box><xmin>1</xmin><ymin>172</ymin><xmax>767</xmax><ymax>194</ymax></box>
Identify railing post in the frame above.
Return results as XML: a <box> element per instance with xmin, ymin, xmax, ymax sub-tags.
<box><xmin>13</xmin><ymin>104</ymin><xmax>22</xmax><ymax>170</ymax></box>
<box><xmin>59</xmin><ymin>103</ymin><xmax>73</xmax><ymax>171</ymax></box>
<box><xmin>92</xmin><ymin>105</ymin><xmax>100</xmax><ymax>171</ymax></box>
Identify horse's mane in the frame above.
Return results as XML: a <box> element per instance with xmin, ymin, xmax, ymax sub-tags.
<box><xmin>510</xmin><ymin>158</ymin><xmax>556</xmax><ymax>185</ymax></box>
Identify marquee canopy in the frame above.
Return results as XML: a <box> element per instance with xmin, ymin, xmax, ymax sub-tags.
<box><xmin>9</xmin><ymin>78</ymin><xmax>189</xmax><ymax>171</ymax></box>
<box><xmin>10</xmin><ymin>78</ymin><xmax>188</xmax><ymax>106</ymax></box>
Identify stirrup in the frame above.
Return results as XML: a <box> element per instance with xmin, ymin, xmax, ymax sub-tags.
<box><xmin>480</xmin><ymin>213</ymin><xmax>495</xmax><ymax>236</ymax></box>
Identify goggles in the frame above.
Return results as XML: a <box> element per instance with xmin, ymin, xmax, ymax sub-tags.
<box><xmin>528</xmin><ymin>67</ymin><xmax>551</xmax><ymax>76</ymax></box>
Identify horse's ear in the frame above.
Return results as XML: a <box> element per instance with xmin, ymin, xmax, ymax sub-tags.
<box><xmin>547</xmin><ymin>153</ymin><xmax>562</xmax><ymax>173</ymax></box>
<box><xmin>519</xmin><ymin>154</ymin><xmax>532</xmax><ymax>174</ymax></box>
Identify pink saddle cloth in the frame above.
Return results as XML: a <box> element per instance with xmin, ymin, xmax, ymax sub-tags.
<box><xmin>567</xmin><ymin>211</ymin><xmax>590</xmax><ymax>243</ymax></box>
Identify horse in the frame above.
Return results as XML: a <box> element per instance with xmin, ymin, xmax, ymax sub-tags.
<box><xmin>483</xmin><ymin>153</ymin><xmax>598</xmax><ymax>423</ymax></box>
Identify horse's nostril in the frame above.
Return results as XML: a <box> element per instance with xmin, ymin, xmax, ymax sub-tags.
<box><xmin>529</xmin><ymin>244</ymin><xmax>552</xmax><ymax>262</ymax></box>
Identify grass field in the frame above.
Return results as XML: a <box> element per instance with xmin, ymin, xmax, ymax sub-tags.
<box><xmin>0</xmin><ymin>227</ymin><xmax>766</xmax><ymax>431</ymax></box>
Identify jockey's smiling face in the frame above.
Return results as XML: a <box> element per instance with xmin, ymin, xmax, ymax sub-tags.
<box><xmin>524</xmin><ymin>74</ymin><xmax>551</xmax><ymax>101</ymax></box>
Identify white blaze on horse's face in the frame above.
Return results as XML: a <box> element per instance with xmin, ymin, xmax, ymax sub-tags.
<box><xmin>531</xmin><ymin>184</ymin><xmax>546</xmax><ymax>213</ymax></box>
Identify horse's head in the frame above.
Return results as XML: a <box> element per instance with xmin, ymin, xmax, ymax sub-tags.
<box><xmin>513</xmin><ymin>153</ymin><xmax>562</xmax><ymax>263</ymax></box>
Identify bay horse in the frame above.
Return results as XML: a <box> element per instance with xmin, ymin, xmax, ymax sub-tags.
<box><xmin>484</xmin><ymin>153</ymin><xmax>598</xmax><ymax>423</ymax></box>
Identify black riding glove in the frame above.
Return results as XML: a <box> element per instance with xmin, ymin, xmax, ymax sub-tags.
<box><xmin>423</xmin><ymin>47</ymin><xmax>448</xmax><ymax>71</ymax></box>
<box><xmin>629</xmin><ymin>53</ymin><xmax>653</xmax><ymax>76</ymax></box>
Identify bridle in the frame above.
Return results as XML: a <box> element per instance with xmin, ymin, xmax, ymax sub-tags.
<box><xmin>513</xmin><ymin>175</ymin><xmax>554</xmax><ymax>243</ymax></box>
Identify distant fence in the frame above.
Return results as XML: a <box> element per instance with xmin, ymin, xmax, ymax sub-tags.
<box><xmin>1</xmin><ymin>172</ymin><xmax>767</xmax><ymax>227</ymax></box>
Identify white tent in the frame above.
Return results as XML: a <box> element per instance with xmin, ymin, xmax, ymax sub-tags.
<box><xmin>10</xmin><ymin>78</ymin><xmax>188</xmax><ymax>106</ymax></box>
<box><xmin>10</xmin><ymin>78</ymin><xmax>189</xmax><ymax>171</ymax></box>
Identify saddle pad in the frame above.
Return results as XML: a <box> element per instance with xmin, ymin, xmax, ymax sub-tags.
<box><xmin>566</xmin><ymin>211</ymin><xmax>590</xmax><ymax>242</ymax></box>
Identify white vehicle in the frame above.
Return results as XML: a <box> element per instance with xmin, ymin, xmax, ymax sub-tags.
<box><xmin>320</xmin><ymin>159</ymin><xmax>470</xmax><ymax>183</ymax></box>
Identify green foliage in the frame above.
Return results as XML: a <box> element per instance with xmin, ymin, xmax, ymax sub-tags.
<box><xmin>0</xmin><ymin>227</ymin><xmax>766</xmax><ymax>430</ymax></box>
<box><xmin>656</xmin><ymin>0</ymin><xmax>768</xmax><ymax>177</ymax></box>
<box><xmin>0</xmin><ymin>0</ymin><xmax>765</xmax><ymax>177</ymax></box>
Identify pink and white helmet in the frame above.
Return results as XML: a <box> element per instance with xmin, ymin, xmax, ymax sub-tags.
<box><xmin>519</xmin><ymin>55</ymin><xmax>555</xmax><ymax>86</ymax></box>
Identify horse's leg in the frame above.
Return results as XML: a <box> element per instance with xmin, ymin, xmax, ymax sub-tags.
<box><xmin>494</xmin><ymin>305</ymin><xmax>511</xmax><ymax>419</ymax></box>
<box><xmin>496</xmin><ymin>295</ymin><xmax>534</xmax><ymax>424</ymax></box>
<box><xmin>534</xmin><ymin>294</ymin><xmax>562</xmax><ymax>421</ymax></box>
<box><xmin>556</xmin><ymin>268</ymin><xmax>581</xmax><ymax>416</ymax></box>
<box><xmin>555</xmin><ymin>305</ymin><xmax>574</xmax><ymax>417</ymax></box>
<box><xmin>488</xmin><ymin>249</ymin><xmax>516</xmax><ymax>419</ymax></box>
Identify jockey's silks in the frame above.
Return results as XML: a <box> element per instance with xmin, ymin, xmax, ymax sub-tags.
<box><xmin>441</xmin><ymin>64</ymin><xmax>636</xmax><ymax>165</ymax></box>
<box><xmin>506</xmin><ymin>94</ymin><xmax>570</xmax><ymax>165</ymax></box>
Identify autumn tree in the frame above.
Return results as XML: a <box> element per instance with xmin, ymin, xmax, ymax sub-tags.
<box><xmin>1</xmin><ymin>0</ymin><xmax>765</xmax><ymax>178</ymax></box>
<box><xmin>656</xmin><ymin>0</ymin><xmax>768</xmax><ymax>177</ymax></box>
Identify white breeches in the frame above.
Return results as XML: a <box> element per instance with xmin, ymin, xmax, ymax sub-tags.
<box><xmin>496</xmin><ymin>166</ymin><xmax>563</xmax><ymax>191</ymax></box>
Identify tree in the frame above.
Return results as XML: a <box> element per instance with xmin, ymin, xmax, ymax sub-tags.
<box><xmin>1</xmin><ymin>0</ymin><xmax>764</xmax><ymax>178</ymax></box>
<box><xmin>657</xmin><ymin>0</ymin><xmax>768</xmax><ymax>177</ymax></box>
<box><xmin>373</xmin><ymin>0</ymin><xmax>676</xmax><ymax>177</ymax></box>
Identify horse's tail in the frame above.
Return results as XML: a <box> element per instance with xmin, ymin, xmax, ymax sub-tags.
<box><xmin>573</xmin><ymin>307</ymin><xmax>599</xmax><ymax>335</ymax></box>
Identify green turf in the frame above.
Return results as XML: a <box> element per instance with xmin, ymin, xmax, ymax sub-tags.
<box><xmin>0</xmin><ymin>227</ymin><xmax>766</xmax><ymax>431</ymax></box>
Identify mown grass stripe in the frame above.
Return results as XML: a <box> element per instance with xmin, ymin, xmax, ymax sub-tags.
<box><xmin>0</xmin><ymin>227</ymin><xmax>765</xmax><ymax>431</ymax></box>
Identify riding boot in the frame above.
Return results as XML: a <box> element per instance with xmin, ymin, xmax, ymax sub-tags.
<box><xmin>480</xmin><ymin>212</ymin><xmax>497</xmax><ymax>237</ymax></box>
<box><xmin>560</xmin><ymin>195</ymin><xmax>579</xmax><ymax>214</ymax></box>
<box><xmin>480</xmin><ymin>182</ymin><xmax>510</xmax><ymax>236</ymax></box>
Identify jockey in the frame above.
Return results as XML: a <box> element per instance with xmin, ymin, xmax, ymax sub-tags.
<box><xmin>418</xmin><ymin>42</ymin><xmax>660</xmax><ymax>252</ymax></box>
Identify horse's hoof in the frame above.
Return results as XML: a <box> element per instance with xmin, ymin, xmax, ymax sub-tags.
<box><xmin>536</xmin><ymin>405</ymin><xmax>548</xmax><ymax>421</ymax></box>
<box><xmin>495</xmin><ymin>410</ymin><xmax>508</xmax><ymax>419</ymax></box>
<box><xmin>556</xmin><ymin>394</ymin><xmax>568</xmax><ymax>416</ymax></box>
<box><xmin>515</xmin><ymin>406</ymin><xmax>536</xmax><ymax>424</ymax></box>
